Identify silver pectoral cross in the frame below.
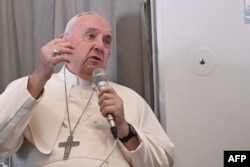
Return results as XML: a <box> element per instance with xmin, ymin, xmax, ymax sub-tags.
<box><xmin>59</xmin><ymin>135</ymin><xmax>80</xmax><ymax>160</ymax></box>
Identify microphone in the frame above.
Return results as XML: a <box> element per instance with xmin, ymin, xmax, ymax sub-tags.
<box><xmin>92</xmin><ymin>68</ymin><xmax>117</xmax><ymax>139</ymax></box>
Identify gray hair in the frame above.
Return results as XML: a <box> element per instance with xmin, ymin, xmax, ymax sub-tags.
<box><xmin>64</xmin><ymin>12</ymin><xmax>97</xmax><ymax>34</ymax></box>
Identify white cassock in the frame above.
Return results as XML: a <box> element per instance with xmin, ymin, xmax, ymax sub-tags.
<box><xmin>0</xmin><ymin>66</ymin><xmax>174</xmax><ymax>167</ymax></box>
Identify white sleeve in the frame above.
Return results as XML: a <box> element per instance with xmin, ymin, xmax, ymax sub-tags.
<box><xmin>117</xmin><ymin>97</ymin><xmax>174</xmax><ymax>167</ymax></box>
<box><xmin>0</xmin><ymin>77</ymin><xmax>38</xmax><ymax>158</ymax></box>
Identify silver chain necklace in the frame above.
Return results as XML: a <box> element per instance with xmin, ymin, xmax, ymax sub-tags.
<box><xmin>59</xmin><ymin>66</ymin><xmax>94</xmax><ymax>160</ymax></box>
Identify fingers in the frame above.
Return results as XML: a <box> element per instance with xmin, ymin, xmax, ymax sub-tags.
<box><xmin>40</xmin><ymin>38</ymin><xmax>74</xmax><ymax>65</ymax></box>
<box><xmin>97</xmin><ymin>86</ymin><xmax>127</xmax><ymax>127</ymax></box>
<box><xmin>33</xmin><ymin>38</ymin><xmax>74</xmax><ymax>81</ymax></box>
<box><xmin>98</xmin><ymin>86</ymin><xmax>117</xmax><ymax>98</ymax></box>
<box><xmin>51</xmin><ymin>47</ymin><xmax>73</xmax><ymax>63</ymax></box>
<box><xmin>99</xmin><ymin>97</ymin><xmax>119</xmax><ymax>115</ymax></box>
<box><xmin>98</xmin><ymin>87</ymin><xmax>117</xmax><ymax>109</ymax></box>
<box><xmin>98</xmin><ymin>87</ymin><xmax>123</xmax><ymax>116</ymax></box>
<box><xmin>48</xmin><ymin>38</ymin><xmax>74</xmax><ymax>60</ymax></box>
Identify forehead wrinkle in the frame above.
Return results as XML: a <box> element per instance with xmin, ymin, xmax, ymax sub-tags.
<box><xmin>85</xmin><ymin>27</ymin><xmax>112</xmax><ymax>37</ymax></box>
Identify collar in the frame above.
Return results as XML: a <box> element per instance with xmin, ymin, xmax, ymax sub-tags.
<box><xmin>58</xmin><ymin>65</ymin><xmax>93</xmax><ymax>87</ymax></box>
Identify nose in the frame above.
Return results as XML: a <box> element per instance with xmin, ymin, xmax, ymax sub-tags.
<box><xmin>94</xmin><ymin>37</ymin><xmax>105</xmax><ymax>52</ymax></box>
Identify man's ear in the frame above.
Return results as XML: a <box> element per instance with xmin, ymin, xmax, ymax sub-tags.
<box><xmin>59</xmin><ymin>33</ymin><xmax>67</xmax><ymax>39</ymax></box>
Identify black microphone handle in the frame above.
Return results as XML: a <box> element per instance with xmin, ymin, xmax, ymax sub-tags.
<box><xmin>107</xmin><ymin>114</ymin><xmax>117</xmax><ymax>139</ymax></box>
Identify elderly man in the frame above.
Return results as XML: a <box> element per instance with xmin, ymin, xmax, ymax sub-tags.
<box><xmin>0</xmin><ymin>12</ymin><xmax>174</xmax><ymax>167</ymax></box>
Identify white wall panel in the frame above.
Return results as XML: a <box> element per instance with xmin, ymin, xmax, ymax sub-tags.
<box><xmin>156</xmin><ymin>0</ymin><xmax>250</xmax><ymax>166</ymax></box>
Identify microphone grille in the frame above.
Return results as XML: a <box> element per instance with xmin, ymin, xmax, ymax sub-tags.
<box><xmin>92</xmin><ymin>68</ymin><xmax>108</xmax><ymax>84</ymax></box>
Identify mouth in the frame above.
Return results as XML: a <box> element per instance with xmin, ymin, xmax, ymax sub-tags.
<box><xmin>90</xmin><ymin>55</ymin><xmax>102</xmax><ymax>62</ymax></box>
<box><xmin>87</xmin><ymin>55</ymin><xmax>103</xmax><ymax>66</ymax></box>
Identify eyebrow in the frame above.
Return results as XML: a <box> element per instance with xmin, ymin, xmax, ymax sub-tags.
<box><xmin>85</xmin><ymin>28</ymin><xmax>112</xmax><ymax>37</ymax></box>
<box><xmin>86</xmin><ymin>28</ymin><xmax>98</xmax><ymax>32</ymax></box>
